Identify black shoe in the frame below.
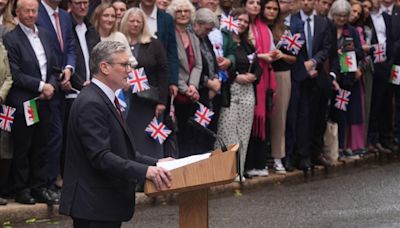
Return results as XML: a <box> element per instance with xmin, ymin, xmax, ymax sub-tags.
<box><xmin>284</xmin><ymin>159</ymin><xmax>295</xmax><ymax>172</ymax></box>
<box><xmin>296</xmin><ymin>159</ymin><xmax>312</xmax><ymax>171</ymax></box>
<box><xmin>31</xmin><ymin>188</ymin><xmax>56</xmax><ymax>205</ymax></box>
<box><xmin>0</xmin><ymin>196</ymin><xmax>7</xmax><ymax>205</ymax></box>
<box><xmin>47</xmin><ymin>188</ymin><xmax>60</xmax><ymax>204</ymax></box>
<box><xmin>314</xmin><ymin>154</ymin><xmax>331</xmax><ymax>167</ymax></box>
<box><xmin>15</xmin><ymin>189</ymin><xmax>36</xmax><ymax>205</ymax></box>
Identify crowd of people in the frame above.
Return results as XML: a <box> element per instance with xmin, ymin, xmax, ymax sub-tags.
<box><xmin>0</xmin><ymin>0</ymin><xmax>399</xmax><ymax>207</ymax></box>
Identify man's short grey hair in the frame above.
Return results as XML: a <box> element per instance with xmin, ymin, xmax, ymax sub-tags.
<box><xmin>195</xmin><ymin>8</ymin><xmax>217</xmax><ymax>25</ymax></box>
<box><xmin>90</xmin><ymin>41</ymin><xmax>127</xmax><ymax>75</ymax></box>
<box><xmin>166</xmin><ymin>0</ymin><xmax>196</xmax><ymax>23</ymax></box>
<box><xmin>328</xmin><ymin>0</ymin><xmax>351</xmax><ymax>19</ymax></box>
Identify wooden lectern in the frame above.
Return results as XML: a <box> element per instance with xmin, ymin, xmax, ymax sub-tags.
<box><xmin>144</xmin><ymin>144</ymin><xmax>239</xmax><ymax>228</ymax></box>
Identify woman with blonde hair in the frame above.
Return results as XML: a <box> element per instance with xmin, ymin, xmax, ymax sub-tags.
<box><xmin>91</xmin><ymin>3</ymin><xmax>136</xmax><ymax>65</ymax></box>
<box><xmin>120</xmin><ymin>8</ymin><xmax>169</xmax><ymax>159</ymax></box>
<box><xmin>0</xmin><ymin>0</ymin><xmax>17</xmax><ymax>40</ymax></box>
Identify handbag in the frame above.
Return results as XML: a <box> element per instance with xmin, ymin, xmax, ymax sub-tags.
<box><xmin>175</xmin><ymin>93</ymin><xmax>192</xmax><ymax>104</ymax></box>
<box><xmin>136</xmin><ymin>86</ymin><xmax>160</xmax><ymax>104</ymax></box>
<box><xmin>323</xmin><ymin>121</ymin><xmax>339</xmax><ymax>164</ymax></box>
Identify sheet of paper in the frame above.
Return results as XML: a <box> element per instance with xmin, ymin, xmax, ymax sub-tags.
<box><xmin>157</xmin><ymin>153</ymin><xmax>211</xmax><ymax>171</ymax></box>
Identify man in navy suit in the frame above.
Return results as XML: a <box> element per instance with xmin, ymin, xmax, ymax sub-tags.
<box><xmin>140</xmin><ymin>0</ymin><xmax>179</xmax><ymax>96</ymax></box>
<box><xmin>59</xmin><ymin>41</ymin><xmax>172</xmax><ymax>227</ymax></box>
<box><xmin>290</xmin><ymin>0</ymin><xmax>333</xmax><ymax>171</ymax></box>
<box><xmin>3</xmin><ymin>0</ymin><xmax>58</xmax><ymax>204</ymax></box>
<box><xmin>36</xmin><ymin>0</ymin><xmax>76</xmax><ymax>198</ymax></box>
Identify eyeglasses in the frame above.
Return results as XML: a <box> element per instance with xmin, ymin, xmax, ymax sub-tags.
<box><xmin>108</xmin><ymin>62</ymin><xmax>133</xmax><ymax>71</ymax></box>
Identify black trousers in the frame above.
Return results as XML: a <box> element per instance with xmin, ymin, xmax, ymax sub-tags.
<box><xmin>73</xmin><ymin>218</ymin><xmax>121</xmax><ymax>228</ymax></box>
<box><xmin>11</xmin><ymin>100</ymin><xmax>50</xmax><ymax>192</ymax></box>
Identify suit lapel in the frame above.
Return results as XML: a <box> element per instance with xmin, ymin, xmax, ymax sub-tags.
<box><xmin>176</xmin><ymin>30</ymin><xmax>189</xmax><ymax>73</ymax></box>
<box><xmin>37</xmin><ymin>27</ymin><xmax>53</xmax><ymax>80</ymax></box>
<box><xmin>16</xmin><ymin>26</ymin><xmax>40</xmax><ymax>70</ymax></box>
<box><xmin>313</xmin><ymin>16</ymin><xmax>322</xmax><ymax>54</ymax></box>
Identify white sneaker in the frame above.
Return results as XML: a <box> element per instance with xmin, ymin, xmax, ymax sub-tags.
<box><xmin>234</xmin><ymin>175</ymin><xmax>246</xmax><ymax>182</ymax></box>
<box><xmin>273</xmin><ymin>159</ymin><xmax>286</xmax><ymax>174</ymax></box>
<box><xmin>257</xmin><ymin>168</ymin><xmax>269</xmax><ymax>176</ymax></box>
<box><xmin>246</xmin><ymin>169</ymin><xmax>259</xmax><ymax>177</ymax></box>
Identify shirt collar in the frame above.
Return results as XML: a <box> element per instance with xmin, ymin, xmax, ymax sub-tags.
<box><xmin>19</xmin><ymin>23</ymin><xmax>39</xmax><ymax>36</ymax></box>
<box><xmin>140</xmin><ymin>4</ymin><xmax>157</xmax><ymax>19</ymax></box>
<box><xmin>381</xmin><ymin>4</ymin><xmax>394</xmax><ymax>14</ymax></box>
<box><xmin>91</xmin><ymin>78</ymin><xmax>116</xmax><ymax>103</ymax></box>
<box><xmin>300</xmin><ymin>10</ymin><xmax>314</xmax><ymax>22</ymax></box>
<box><xmin>42</xmin><ymin>1</ymin><xmax>59</xmax><ymax>16</ymax></box>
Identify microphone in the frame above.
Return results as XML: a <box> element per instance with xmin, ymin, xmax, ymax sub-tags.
<box><xmin>187</xmin><ymin>118</ymin><xmax>228</xmax><ymax>152</ymax></box>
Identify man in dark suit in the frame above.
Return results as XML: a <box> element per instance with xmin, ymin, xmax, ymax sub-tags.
<box><xmin>59</xmin><ymin>41</ymin><xmax>172</xmax><ymax>227</ymax></box>
<box><xmin>367</xmin><ymin>0</ymin><xmax>394</xmax><ymax>152</ymax></box>
<box><xmin>140</xmin><ymin>0</ymin><xmax>179</xmax><ymax>96</ymax></box>
<box><xmin>291</xmin><ymin>0</ymin><xmax>332</xmax><ymax>171</ymax></box>
<box><xmin>3</xmin><ymin>0</ymin><xmax>58</xmax><ymax>204</ymax></box>
<box><xmin>36</xmin><ymin>0</ymin><xmax>76</xmax><ymax>195</ymax></box>
<box><xmin>59</xmin><ymin>0</ymin><xmax>100</xmax><ymax>181</ymax></box>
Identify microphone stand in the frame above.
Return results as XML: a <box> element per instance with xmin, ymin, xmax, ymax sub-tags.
<box><xmin>187</xmin><ymin>118</ymin><xmax>228</xmax><ymax>152</ymax></box>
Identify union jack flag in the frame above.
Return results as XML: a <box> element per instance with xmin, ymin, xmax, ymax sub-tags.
<box><xmin>115</xmin><ymin>89</ymin><xmax>127</xmax><ymax>112</ymax></box>
<box><xmin>0</xmin><ymin>104</ymin><xmax>16</xmax><ymax>132</ymax></box>
<box><xmin>276</xmin><ymin>30</ymin><xmax>304</xmax><ymax>55</ymax></box>
<box><xmin>193</xmin><ymin>103</ymin><xmax>214</xmax><ymax>127</ymax></box>
<box><xmin>334</xmin><ymin>89</ymin><xmax>351</xmax><ymax>111</ymax></box>
<box><xmin>220</xmin><ymin>15</ymin><xmax>239</xmax><ymax>34</ymax></box>
<box><xmin>145</xmin><ymin>117</ymin><xmax>172</xmax><ymax>144</ymax></box>
<box><xmin>128</xmin><ymin>67</ymin><xmax>150</xmax><ymax>93</ymax></box>
<box><xmin>372</xmin><ymin>43</ymin><xmax>386</xmax><ymax>63</ymax></box>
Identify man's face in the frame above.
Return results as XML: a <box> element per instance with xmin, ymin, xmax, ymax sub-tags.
<box><xmin>141</xmin><ymin>0</ymin><xmax>156</xmax><ymax>8</ymax></box>
<box><xmin>198</xmin><ymin>0</ymin><xmax>219</xmax><ymax>12</ymax></box>
<box><xmin>113</xmin><ymin>2</ymin><xmax>127</xmax><ymax>21</ymax></box>
<box><xmin>69</xmin><ymin>0</ymin><xmax>89</xmax><ymax>20</ymax></box>
<box><xmin>301</xmin><ymin>0</ymin><xmax>315</xmax><ymax>14</ymax></box>
<box><xmin>16</xmin><ymin>0</ymin><xmax>38</xmax><ymax>29</ymax></box>
<box><xmin>104</xmin><ymin>52</ymin><xmax>131</xmax><ymax>90</ymax></box>
<box><xmin>279</xmin><ymin>0</ymin><xmax>293</xmax><ymax>15</ymax></box>
<box><xmin>220</xmin><ymin>0</ymin><xmax>233</xmax><ymax>9</ymax></box>
<box><xmin>381</xmin><ymin>0</ymin><xmax>394</xmax><ymax>7</ymax></box>
<box><xmin>315</xmin><ymin>0</ymin><xmax>332</xmax><ymax>16</ymax></box>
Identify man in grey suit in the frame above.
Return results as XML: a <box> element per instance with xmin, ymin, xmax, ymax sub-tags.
<box><xmin>59</xmin><ymin>41</ymin><xmax>172</xmax><ymax>228</ymax></box>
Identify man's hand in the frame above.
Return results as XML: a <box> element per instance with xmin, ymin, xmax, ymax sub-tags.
<box><xmin>146</xmin><ymin>166</ymin><xmax>172</xmax><ymax>191</ymax></box>
<box><xmin>158</xmin><ymin>157</ymin><xmax>175</xmax><ymax>162</ymax></box>
<box><xmin>155</xmin><ymin>104</ymin><xmax>166</xmax><ymax>117</ymax></box>
<box><xmin>61</xmin><ymin>68</ymin><xmax>72</xmax><ymax>91</ymax></box>
<box><xmin>40</xmin><ymin>83</ymin><xmax>55</xmax><ymax>100</ymax></box>
<box><xmin>169</xmin><ymin>85</ymin><xmax>178</xmax><ymax>97</ymax></box>
<box><xmin>304</xmin><ymin>60</ymin><xmax>315</xmax><ymax>72</ymax></box>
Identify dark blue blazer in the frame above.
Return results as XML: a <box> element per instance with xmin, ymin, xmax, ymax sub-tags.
<box><xmin>36</xmin><ymin>3</ymin><xmax>76</xmax><ymax>69</ymax></box>
<box><xmin>3</xmin><ymin>25</ymin><xmax>58</xmax><ymax>113</ymax></box>
<box><xmin>366</xmin><ymin>12</ymin><xmax>392</xmax><ymax>62</ymax></box>
<box><xmin>391</xmin><ymin>5</ymin><xmax>400</xmax><ymax>64</ymax></box>
<box><xmin>292</xmin><ymin>13</ymin><xmax>332</xmax><ymax>86</ymax></box>
<box><xmin>156</xmin><ymin>10</ymin><xmax>179</xmax><ymax>86</ymax></box>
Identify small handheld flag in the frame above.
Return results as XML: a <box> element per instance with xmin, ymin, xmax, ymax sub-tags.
<box><xmin>145</xmin><ymin>117</ymin><xmax>171</xmax><ymax>144</ymax></box>
<box><xmin>390</xmin><ymin>65</ymin><xmax>400</xmax><ymax>85</ymax></box>
<box><xmin>193</xmin><ymin>102</ymin><xmax>214</xmax><ymax>127</ymax></box>
<box><xmin>276</xmin><ymin>30</ymin><xmax>304</xmax><ymax>55</ymax></box>
<box><xmin>339</xmin><ymin>51</ymin><xmax>357</xmax><ymax>73</ymax></box>
<box><xmin>0</xmin><ymin>104</ymin><xmax>16</xmax><ymax>132</ymax></box>
<box><xmin>220</xmin><ymin>15</ymin><xmax>239</xmax><ymax>34</ymax></box>
<box><xmin>115</xmin><ymin>89</ymin><xmax>128</xmax><ymax>112</ymax></box>
<box><xmin>335</xmin><ymin>89</ymin><xmax>351</xmax><ymax>111</ymax></box>
<box><xmin>23</xmin><ymin>97</ymin><xmax>40</xmax><ymax>126</ymax></box>
<box><xmin>129</xmin><ymin>67</ymin><xmax>150</xmax><ymax>93</ymax></box>
<box><xmin>371</xmin><ymin>43</ymin><xmax>386</xmax><ymax>63</ymax></box>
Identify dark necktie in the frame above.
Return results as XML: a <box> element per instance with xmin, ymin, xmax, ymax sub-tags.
<box><xmin>306</xmin><ymin>17</ymin><xmax>313</xmax><ymax>59</ymax></box>
<box><xmin>114</xmin><ymin>97</ymin><xmax>125</xmax><ymax>123</ymax></box>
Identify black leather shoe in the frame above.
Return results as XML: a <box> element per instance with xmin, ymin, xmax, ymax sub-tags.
<box><xmin>296</xmin><ymin>159</ymin><xmax>312</xmax><ymax>171</ymax></box>
<box><xmin>15</xmin><ymin>189</ymin><xmax>36</xmax><ymax>205</ymax></box>
<box><xmin>284</xmin><ymin>159</ymin><xmax>295</xmax><ymax>172</ymax></box>
<box><xmin>31</xmin><ymin>188</ymin><xmax>56</xmax><ymax>205</ymax></box>
<box><xmin>47</xmin><ymin>188</ymin><xmax>60</xmax><ymax>204</ymax></box>
<box><xmin>0</xmin><ymin>196</ymin><xmax>7</xmax><ymax>205</ymax></box>
<box><xmin>314</xmin><ymin>155</ymin><xmax>332</xmax><ymax>167</ymax></box>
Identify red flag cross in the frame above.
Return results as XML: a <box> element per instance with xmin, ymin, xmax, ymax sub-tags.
<box><xmin>129</xmin><ymin>68</ymin><xmax>148</xmax><ymax>92</ymax></box>
<box><xmin>336</xmin><ymin>91</ymin><xmax>350</xmax><ymax>109</ymax></box>
<box><xmin>221</xmin><ymin>16</ymin><xmax>239</xmax><ymax>32</ymax></box>
<box><xmin>283</xmin><ymin>33</ymin><xmax>302</xmax><ymax>50</ymax></box>
<box><xmin>195</xmin><ymin>107</ymin><xmax>212</xmax><ymax>126</ymax></box>
<box><xmin>149</xmin><ymin>121</ymin><xmax>168</xmax><ymax>139</ymax></box>
<box><xmin>374</xmin><ymin>44</ymin><xmax>385</xmax><ymax>62</ymax></box>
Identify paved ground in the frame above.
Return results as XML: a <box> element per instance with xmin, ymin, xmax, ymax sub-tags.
<box><xmin>7</xmin><ymin>160</ymin><xmax>400</xmax><ymax>228</ymax></box>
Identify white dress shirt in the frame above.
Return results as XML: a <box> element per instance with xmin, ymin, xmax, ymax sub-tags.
<box><xmin>92</xmin><ymin>78</ymin><xmax>116</xmax><ymax>108</ymax></box>
<box><xmin>140</xmin><ymin>4</ymin><xmax>158</xmax><ymax>37</ymax></box>
<box><xmin>75</xmin><ymin>23</ymin><xmax>90</xmax><ymax>81</ymax></box>
<box><xmin>371</xmin><ymin>9</ymin><xmax>387</xmax><ymax>45</ymax></box>
<box><xmin>300</xmin><ymin>10</ymin><xmax>315</xmax><ymax>41</ymax></box>
<box><xmin>20</xmin><ymin>23</ymin><xmax>47</xmax><ymax>92</ymax></box>
<box><xmin>381</xmin><ymin>4</ymin><xmax>394</xmax><ymax>15</ymax></box>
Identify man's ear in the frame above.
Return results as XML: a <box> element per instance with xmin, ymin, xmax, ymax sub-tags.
<box><xmin>99</xmin><ymin>62</ymin><xmax>110</xmax><ymax>75</ymax></box>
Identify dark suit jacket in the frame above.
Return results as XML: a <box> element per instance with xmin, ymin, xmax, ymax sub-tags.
<box><xmin>59</xmin><ymin>83</ymin><xmax>158</xmax><ymax>221</ymax></box>
<box><xmin>365</xmin><ymin>12</ymin><xmax>393</xmax><ymax>62</ymax></box>
<box><xmin>70</xmin><ymin>16</ymin><xmax>100</xmax><ymax>90</ymax></box>
<box><xmin>156</xmin><ymin>10</ymin><xmax>179</xmax><ymax>85</ymax></box>
<box><xmin>36</xmin><ymin>3</ymin><xmax>76</xmax><ymax>69</ymax></box>
<box><xmin>3</xmin><ymin>25</ymin><xmax>58</xmax><ymax>113</ymax></box>
<box><xmin>292</xmin><ymin>13</ymin><xmax>332</xmax><ymax>89</ymax></box>
<box><xmin>135</xmin><ymin>38</ymin><xmax>169</xmax><ymax>105</ymax></box>
<box><xmin>390</xmin><ymin>5</ymin><xmax>400</xmax><ymax>64</ymax></box>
